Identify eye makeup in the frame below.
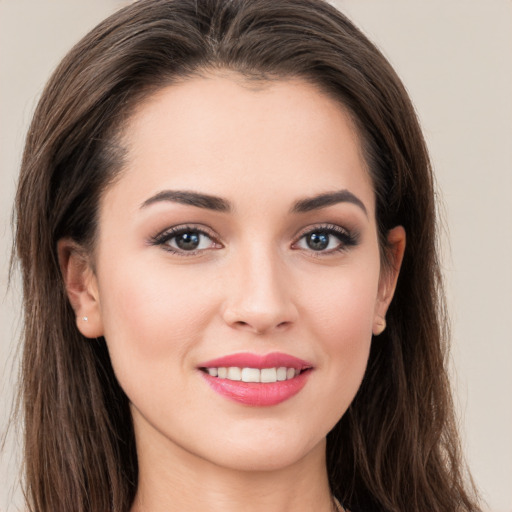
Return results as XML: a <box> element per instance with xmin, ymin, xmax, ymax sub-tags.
<box><xmin>148</xmin><ymin>220</ymin><xmax>360</xmax><ymax>258</ymax></box>
<box><xmin>149</xmin><ymin>224</ymin><xmax>222</xmax><ymax>255</ymax></box>
<box><xmin>292</xmin><ymin>223</ymin><xmax>360</xmax><ymax>255</ymax></box>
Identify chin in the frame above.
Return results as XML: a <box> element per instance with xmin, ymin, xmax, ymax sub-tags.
<box><xmin>197</xmin><ymin>428</ymin><xmax>327</xmax><ymax>473</ymax></box>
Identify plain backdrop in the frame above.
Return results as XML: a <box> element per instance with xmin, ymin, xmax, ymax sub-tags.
<box><xmin>1</xmin><ymin>1</ymin><xmax>511</xmax><ymax>511</ymax></box>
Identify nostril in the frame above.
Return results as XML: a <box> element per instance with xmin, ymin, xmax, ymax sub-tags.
<box><xmin>222</xmin><ymin>301</ymin><xmax>298</xmax><ymax>334</ymax></box>
<box><xmin>231</xmin><ymin>319</ymin><xmax>289</xmax><ymax>334</ymax></box>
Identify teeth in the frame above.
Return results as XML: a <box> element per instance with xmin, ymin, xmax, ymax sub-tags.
<box><xmin>276</xmin><ymin>367</ymin><xmax>287</xmax><ymax>381</ymax></box>
<box><xmin>260</xmin><ymin>368</ymin><xmax>277</xmax><ymax>383</ymax></box>
<box><xmin>227</xmin><ymin>367</ymin><xmax>241</xmax><ymax>381</ymax></box>
<box><xmin>241</xmin><ymin>368</ymin><xmax>260</xmax><ymax>382</ymax></box>
<box><xmin>205</xmin><ymin>366</ymin><xmax>304</xmax><ymax>383</ymax></box>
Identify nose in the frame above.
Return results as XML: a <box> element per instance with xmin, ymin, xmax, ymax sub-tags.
<box><xmin>221</xmin><ymin>244</ymin><xmax>298</xmax><ymax>335</ymax></box>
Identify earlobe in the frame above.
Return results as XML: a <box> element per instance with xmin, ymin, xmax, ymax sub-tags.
<box><xmin>57</xmin><ymin>238</ymin><xmax>104</xmax><ymax>339</ymax></box>
<box><xmin>373</xmin><ymin>316</ymin><xmax>386</xmax><ymax>336</ymax></box>
<box><xmin>373</xmin><ymin>226</ymin><xmax>406</xmax><ymax>336</ymax></box>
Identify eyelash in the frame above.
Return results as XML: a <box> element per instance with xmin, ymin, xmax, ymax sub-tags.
<box><xmin>150</xmin><ymin>225</ymin><xmax>221</xmax><ymax>255</ymax></box>
<box><xmin>292</xmin><ymin>224</ymin><xmax>359</xmax><ymax>255</ymax></box>
<box><xmin>149</xmin><ymin>223</ymin><xmax>359</xmax><ymax>256</ymax></box>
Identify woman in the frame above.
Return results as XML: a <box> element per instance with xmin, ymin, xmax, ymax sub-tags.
<box><xmin>14</xmin><ymin>0</ymin><xmax>481</xmax><ymax>511</ymax></box>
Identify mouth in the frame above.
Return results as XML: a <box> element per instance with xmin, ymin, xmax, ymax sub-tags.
<box><xmin>197</xmin><ymin>352</ymin><xmax>313</xmax><ymax>406</ymax></box>
<box><xmin>199</xmin><ymin>366</ymin><xmax>310</xmax><ymax>383</ymax></box>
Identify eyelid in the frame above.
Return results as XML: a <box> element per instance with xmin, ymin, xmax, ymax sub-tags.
<box><xmin>149</xmin><ymin>224</ymin><xmax>223</xmax><ymax>254</ymax></box>
<box><xmin>291</xmin><ymin>223</ymin><xmax>359</xmax><ymax>253</ymax></box>
<box><xmin>293</xmin><ymin>223</ymin><xmax>350</xmax><ymax>239</ymax></box>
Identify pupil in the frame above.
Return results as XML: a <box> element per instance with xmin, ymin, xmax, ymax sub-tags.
<box><xmin>307</xmin><ymin>232</ymin><xmax>329</xmax><ymax>251</ymax></box>
<box><xmin>176</xmin><ymin>232</ymin><xmax>200</xmax><ymax>250</ymax></box>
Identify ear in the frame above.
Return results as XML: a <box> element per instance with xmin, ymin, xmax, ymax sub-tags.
<box><xmin>57</xmin><ymin>238</ymin><xmax>104</xmax><ymax>339</ymax></box>
<box><xmin>373</xmin><ymin>226</ymin><xmax>406</xmax><ymax>336</ymax></box>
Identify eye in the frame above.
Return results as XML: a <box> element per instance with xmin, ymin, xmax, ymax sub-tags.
<box><xmin>293</xmin><ymin>225</ymin><xmax>358</xmax><ymax>253</ymax></box>
<box><xmin>168</xmin><ymin>231</ymin><xmax>212</xmax><ymax>251</ymax></box>
<box><xmin>150</xmin><ymin>226</ymin><xmax>220</xmax><ymax>254</ymax></box>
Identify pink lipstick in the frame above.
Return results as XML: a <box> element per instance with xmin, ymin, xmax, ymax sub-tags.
<box><xmin>197</xmin><ymin>352</ymin><xmax>313</xmax><ymax>406</ymax></box>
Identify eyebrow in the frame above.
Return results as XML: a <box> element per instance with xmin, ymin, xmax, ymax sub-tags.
<box><xmin>291</xmin><ymin>190</ymin><xmax>368</xmax><ymax>216</ymax></box>
<box><xmin>140</xmin><ymin>190</ymin><xmax>232</xmax><ymax>212</ymax></box>
<box><xmin>140</xmin><ymin>188</ymin><xmax>367</xmax><ymax>216</ymax></box>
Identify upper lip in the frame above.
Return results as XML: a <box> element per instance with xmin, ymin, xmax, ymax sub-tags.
<box><xmin>198</xmin><ymin>352</ymin><xmax>313</xmax><ymax>370</ymax></box>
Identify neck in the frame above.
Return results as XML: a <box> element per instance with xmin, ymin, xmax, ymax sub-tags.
<box><xmin>131</xmin><ymin>427</ymin><xmax>334</xmax><ymax>512</ymax></box>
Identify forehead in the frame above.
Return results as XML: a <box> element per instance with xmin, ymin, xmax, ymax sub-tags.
<box><xmin>105</xmin><ymin>74</ymin><xmax>375</xmax><ymax>216</ymax></box>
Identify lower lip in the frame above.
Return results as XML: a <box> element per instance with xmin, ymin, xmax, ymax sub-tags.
<box><xmin>200</xmin><ymin>370</ymin><xmax>311</xmax><ymax>406</ymax></box>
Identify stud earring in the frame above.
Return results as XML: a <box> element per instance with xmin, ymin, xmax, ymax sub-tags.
<box><xmin>82</xmin><ymin>316</ymin><xmax>88</xmax><ymax>322</ymax></box>
<box><xmin>373</xmin><ymin>316</ymin><xmax>386</xmax><ymax>336</ymax></box>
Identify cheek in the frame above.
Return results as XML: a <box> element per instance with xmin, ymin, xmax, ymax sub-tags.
<box><xmin>307</xmin><ymin>261</ymin><xmax>379</xmax><ymax>340</ymax></box>
<box><xmin>302</xmin><ymin>261</ymin><xmax>379</xmax><ymax>392</ymax></box>
<box><xmin>96</xmin><ymin>257</ymin><xmax>216</xmax><ymax>370</ymax></box>
<box><xmin>95</xmin><ymin>260</ymin><xmax>222</xmax><ymax>424</ymax></box>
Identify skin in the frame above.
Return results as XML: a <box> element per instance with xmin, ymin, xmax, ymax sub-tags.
<box><xmin>59</xmin><ymin>73</ymin><xmax>405</xmax><ymax>512</ymax></box>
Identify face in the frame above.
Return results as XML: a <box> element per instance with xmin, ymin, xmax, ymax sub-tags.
<box><xmin>64</xmin><ymin>74</ymin><xmax>403</xmax><ymax>474</ymax></box>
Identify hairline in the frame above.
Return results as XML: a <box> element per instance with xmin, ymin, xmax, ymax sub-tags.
<box><xmin>87</xmin><ymin>67</ymin><xmax>380</xmax><ymax>262</ymax></box>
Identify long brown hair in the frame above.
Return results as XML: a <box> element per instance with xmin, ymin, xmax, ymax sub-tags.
<box><xmin>14</xmin><ymin>0</ymin><xmax>480</xmax><ymax>511</ymax></box>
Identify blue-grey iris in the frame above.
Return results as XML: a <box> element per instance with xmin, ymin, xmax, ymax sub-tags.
<box><xmin>307</xmin><ymin>232</ymin><xmax>329</xmax><ymax>251</ymax></box>
<box><xmin>176</xmin><ymin>232</ymin><xmax>200</xmax><ymax>250</ymax></box>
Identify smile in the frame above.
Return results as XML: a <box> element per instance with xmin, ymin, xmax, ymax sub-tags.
<box><xmin>201</xmin><ymin>366</ymin><xmax>301</xmax><ymax>383</ymax></box>
<box><xmin>198</xmin><ymin>352</ymin><xmax>313</xmax><ymax>406</ymax></box>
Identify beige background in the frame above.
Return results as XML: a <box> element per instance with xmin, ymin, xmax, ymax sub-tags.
<box><xmin>1</xmin><ymin>1</ymin><xmax>511</xmax><ymax>511</ymax></box>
